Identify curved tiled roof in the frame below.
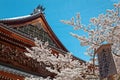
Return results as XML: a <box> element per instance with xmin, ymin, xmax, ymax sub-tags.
<box><xmin>0</xmin><ymin>12</ymin><xmax>69</xmax><ymax>52</ymax></box>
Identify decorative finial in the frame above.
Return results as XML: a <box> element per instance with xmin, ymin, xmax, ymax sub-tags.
<box><xmin>31</xmin><ymin>5</ymin><xmax>45</xmax><ymax>15</ymax></box>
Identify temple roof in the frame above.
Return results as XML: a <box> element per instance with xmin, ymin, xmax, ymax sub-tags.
<box><xmin>0</xmin><ymin>12</ymin><xmax>68</xmax><ymax>52</ymax></box>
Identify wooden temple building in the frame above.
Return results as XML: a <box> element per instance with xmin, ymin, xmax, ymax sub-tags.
<box><xmin>0</xmin><ymin>6</ymin><xmax>67</xmax><ymax>80</ymax></box>
<box><xmin>0</xmin><ymin>6</ymin><xmax>84</xmax><ymax>80</ymax></box>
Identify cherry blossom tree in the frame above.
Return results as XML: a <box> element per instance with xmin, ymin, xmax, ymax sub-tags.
<box><xmin>61</xmin><ymin>2</ymin><xmax>120</xmax><ymax>79</ymax></box>
<box><xmin>61</xmin><ymin>3</ymin><xmax>120</xmax><ymax>57</ymax></box>
<box><xmin>24</xmin><ymin>38</ymin><xmax>99</xmax><ymax>80</ymax></box>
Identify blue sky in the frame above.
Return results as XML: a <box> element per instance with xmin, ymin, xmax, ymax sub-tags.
<box><xmin>0</xmin><ymin>0</ymin><xmax>119</xmax><ymax>61</ymax></box>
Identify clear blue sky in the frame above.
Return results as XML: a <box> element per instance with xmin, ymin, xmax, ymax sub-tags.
<box><xmin>0</xmin><ymin>0</ymin><xmax>119</xmax><ymax>61</ymax></box>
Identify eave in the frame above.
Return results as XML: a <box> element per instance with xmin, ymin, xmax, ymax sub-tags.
<box><xmin>0</xmin><ymin>13</ymin><xmax>68</xmax><ymax>52</ymax></box>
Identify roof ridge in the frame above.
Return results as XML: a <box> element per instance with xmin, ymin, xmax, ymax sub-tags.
<box><xmin>0</xmin><ymin>12</ymin><xmax>42</xmax><ymax>21</ymax></box>
<box><xmin>1</xmin><ymin>15</ymin><xmax>31</xmax><ymax>20</ymax></box>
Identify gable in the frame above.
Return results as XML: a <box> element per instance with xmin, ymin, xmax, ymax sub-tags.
<box><xmin>0</xmin><ymin>13</ymin><xmax>68</xmax><ymax>52</ymax></box>
<box><xmin>13</xmin><ymin>24</ymin><xmax>57</xmax><ymax>47</ymax></box>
